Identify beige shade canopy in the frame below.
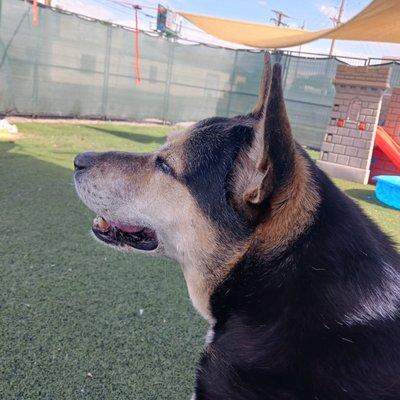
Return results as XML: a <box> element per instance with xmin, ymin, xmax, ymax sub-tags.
<box><xmin>178</xmin><ymin>0</ymin><xmax>400</xmax><ymax>48</ymax></box>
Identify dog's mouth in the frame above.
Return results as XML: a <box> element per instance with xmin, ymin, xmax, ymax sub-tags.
<box><xmin>92</xmin><ymin>216</ymin><xmax>158</xmax><ymax>251</ymax></box>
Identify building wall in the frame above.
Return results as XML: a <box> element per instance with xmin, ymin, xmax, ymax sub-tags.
<box><xmin>317</xmin><ymin>65</ymin><xmax>390</xmax><ymax>184</ymax></box>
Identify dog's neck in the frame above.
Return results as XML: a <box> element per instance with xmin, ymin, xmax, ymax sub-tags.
<box><xmin>182</xmin><ymin>151</ymin><xmax>320</xmax><ymax>324</ymax></box>
<box><xmin>182</xmin><ymin>266</ymin><xmax>216</xmax><ymax>323</ymax></box>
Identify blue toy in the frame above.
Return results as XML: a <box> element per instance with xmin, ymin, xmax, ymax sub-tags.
<box><xmin>374</xmin><ymin>175</ymin><xmax>400</xmax><ymax>210</ymax></box>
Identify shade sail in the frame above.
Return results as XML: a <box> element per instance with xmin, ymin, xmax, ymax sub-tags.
<box><xmin>178</xmin><ymin>0</ymin><xmax>400</xmax><ymax>48</ymax></box>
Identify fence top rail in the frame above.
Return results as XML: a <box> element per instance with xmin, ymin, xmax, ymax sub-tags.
<box><xmin>284</xmin><ymin>49</ymin><xmax>367</xmax><ymax>63</ymax></box>
<box><xmin>367</xmin><ymin>57</ymin><xmax>400</xmax><ymax>66</ymax></box>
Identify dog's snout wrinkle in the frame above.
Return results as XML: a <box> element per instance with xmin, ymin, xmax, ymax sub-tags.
<box><xmin>74</xmin><ymin>151</ymin><xmax>151</xmax><ymax>173</ymax></box>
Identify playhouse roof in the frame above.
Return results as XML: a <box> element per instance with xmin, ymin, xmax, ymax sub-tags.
<box><xmin>178</xmin><ymin>0</ymin><xmax>400</xmax><ymax>48</ymax></box>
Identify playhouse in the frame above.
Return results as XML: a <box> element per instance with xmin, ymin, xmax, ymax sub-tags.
<box><xmin>317</xmin><ymin>64</ymin><xmax>400</xmax><ymax>185</ymax></box>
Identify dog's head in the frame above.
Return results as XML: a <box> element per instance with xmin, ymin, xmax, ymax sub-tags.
<box><xmin>74</xmin><ymin>55</ymin><xmax>319</xmax><ymax>320</ymax></box>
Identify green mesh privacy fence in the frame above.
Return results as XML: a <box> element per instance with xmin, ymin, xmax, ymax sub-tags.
<box><xmin>2</xmin><ymin>0</ymin><xmax>400</xmax><ymax>148</ymax></box>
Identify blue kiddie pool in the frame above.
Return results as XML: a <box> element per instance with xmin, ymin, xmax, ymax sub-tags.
<box><xmin>374</xmin><ymin>175</ymin><xmax>400</xmax><ymax>210</ymax></box>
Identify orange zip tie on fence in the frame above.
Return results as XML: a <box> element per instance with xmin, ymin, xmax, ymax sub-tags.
<box><xmin>133</xmin><ymin>5</ymin><xmax>141</xmax><ymax>85</ymax></box>
<box><xmin>32</xmin><ymin>0</ymin><xmax>39</xmax><ymax>26</ymax></box>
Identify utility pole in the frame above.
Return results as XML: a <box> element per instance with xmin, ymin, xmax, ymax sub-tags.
<box><xmin>329</xmin><ymin>0</ymin><xmax>346</xmax><ymax>56</ymax></box>
<box><xmin>270</xmin><ymin>10</ymin><xmax>290</xmax><ymax>27</ymax></box>
<box><xmin>298</xmin><ymin>20</ymin><xmax>306</xmax><ymax>54</ymax></box>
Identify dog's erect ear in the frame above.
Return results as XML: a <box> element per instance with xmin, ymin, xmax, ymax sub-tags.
<box><xmin>251</xmin><ymin>53</ymin><xmax>272</xmax><ymax>119</ymax></box>
<box><xmin>243</xmin><ymin>54</ymin><xmax>295</xmax><ymax>207</ymax></box>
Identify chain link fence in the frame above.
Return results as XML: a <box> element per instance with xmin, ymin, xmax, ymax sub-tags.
<box><xmin>1</xmin><ymin>0</ymin><xmax>400</xmax><ymax>148</ymax></box>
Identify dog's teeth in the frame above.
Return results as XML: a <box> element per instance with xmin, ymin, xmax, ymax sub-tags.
<box><xmin>94</xmin><ymin>216</ymin><xmax>110</xmax><ymax>232</ymax></box>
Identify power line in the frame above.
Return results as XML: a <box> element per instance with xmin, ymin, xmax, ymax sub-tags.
<box><xmin>329</xmin><ymin>0</ymin><xmax>346</xmax><ymax>56</ymax></box>
<box><xmin>270</xmin><ymin>9</ymin><xmax>291</xmax><ymax>27</ymax></box>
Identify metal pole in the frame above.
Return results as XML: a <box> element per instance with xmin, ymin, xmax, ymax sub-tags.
<box><xmin>101</xmin><ymin>24</ymin><xmax>112</xmax><ymax>118</ymax></box>
<box><xmin>329</xmin><ymin>0</ymin><xmax>346</xmax><ymax>57</ymax></box>
<box><xmin>226</xmin><ymin>51</ymin><xmax>238</xmax><ymax>117</ymax></box>
<box><xmin>282</xmin><ymin>52</ymin><xmax>290</xmax><ymax>90</ymax></box>
<box><xmin>328</xmin><ymin>38</ymin><xmax>335</xmax><ymax>58</ymax></box>
<box><xmin>162</xmin><ymin>40</ymin><xmax>174</xmax><ymax>124</ymax></box>
<box><xmin>32</xmin><ymin>10</ymin><xmax>40</xmax><ymax>116</ymax></box>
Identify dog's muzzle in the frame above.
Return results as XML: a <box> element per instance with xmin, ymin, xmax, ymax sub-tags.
<box><xmin>92</xmin><ymin>216</ymin><xmax>158</xmax><ymax>251</ymax></box>
<box><xmin>73</xmin><ymin>152</ymin><xmax>159</xmax><ymax>252</ymax></box>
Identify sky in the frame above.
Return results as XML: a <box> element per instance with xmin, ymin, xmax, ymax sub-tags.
<box><xmin>45</xmin><ymin>0</ymin><xmax>400</xmax><ymax>61</ymax></box>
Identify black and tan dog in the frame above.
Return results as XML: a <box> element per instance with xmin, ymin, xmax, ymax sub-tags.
<box><xmin>74</xmin><ymin>54</ymin><xmax>400</xmax><ymax>400</ymax></box>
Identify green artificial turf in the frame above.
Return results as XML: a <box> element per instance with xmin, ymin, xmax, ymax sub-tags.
<box><xmin>1</xmin><ymin>123</ymin><xmax>399</xmax><ymax>399</ymax></box>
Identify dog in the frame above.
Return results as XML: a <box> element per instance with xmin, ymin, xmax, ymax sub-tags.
<box><xmin>74</xmin><ymin>54</ymin><xmax>400</xmax><ymax>399</ymax></box>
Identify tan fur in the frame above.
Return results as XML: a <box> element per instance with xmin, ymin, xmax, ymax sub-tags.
<box><xmin>183</xmin><ymin>268</ymin><xmax>215</xmax><ymax>322</ymax></box>
<box><xmin>226</xmin><ymin>147</ymin><xmax>319</xmax><ymax>273</ymax></box>
<box><xmin>256</xmin><ymin>151</ymin><xmax>320</xmax><ymax>252</ymax></box>
<box><xmin>228</xmin><ymin>122</ymin><xmax>273</xmax><ymax>218</ymax></box>
<box><xmin>149</xmin><ymin>130</ymin><xmax>251</xmax><ymax>321</ymax></box>
<box><xmin>161</xmin><ymin>129</ymin><xmax>191</xmax><ymax>176</ymax></box>
<box><xmin>136</xmin><ymin>164</ymin><xmax>222</xmax><ymax>321</ymax></box>
<box><xmin>230</xmin><ymin>57</ymin><xmax>320</xmax><ymax>256</ymax></box>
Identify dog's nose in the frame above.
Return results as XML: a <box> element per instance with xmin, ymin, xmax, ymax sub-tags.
<box><xmin>74</xmin><ymin>152</ymin><xmax>98</xmax><ymax>171</ymax></box>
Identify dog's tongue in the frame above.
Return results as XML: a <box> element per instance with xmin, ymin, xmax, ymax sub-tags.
<box><xmin>111</xmin><ymin>222</ymin><xmax>143</xmax><ymax>234</ymax></box>
<box><xmin>93</xmin><ymin>216</ymin><xmax>143</xmax><ymax>234</ymax></box>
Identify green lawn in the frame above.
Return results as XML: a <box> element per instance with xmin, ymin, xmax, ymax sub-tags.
<box><xmin>1</xmin><ymin>123</ymin><xmax>399</xmax><ymax>400</ymax></box>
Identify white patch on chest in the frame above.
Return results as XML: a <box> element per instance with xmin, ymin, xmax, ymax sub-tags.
<box><xmin>205</xmin><ymin>326</ymin><xmax>215</xmax><ymax>345</ymax></box>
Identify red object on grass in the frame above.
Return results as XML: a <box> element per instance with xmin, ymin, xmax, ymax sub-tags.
<box><xmin>134</xmin><ymin>5</ymin><xmax>141</xmax><ymax>85</ymax></box>
<box><xmin>337</xmin><ymin>118</ymin><xmax>345</xmax><ymax>128</ymax></box>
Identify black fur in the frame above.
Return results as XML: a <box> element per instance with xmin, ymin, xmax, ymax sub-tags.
<box><xmin>182</xmin><ymin>116</ymin><xmax>255</xmax><ymax>239</ymax></box>
<box><xmin>189</xmin><ymin>134</ymin><xmax>400</xmax><ymax>399</ymax></box>
<box><xmin>178</xmin><ymin>101</ymin><xmax>400</xmax><ymax>399</ymax></box>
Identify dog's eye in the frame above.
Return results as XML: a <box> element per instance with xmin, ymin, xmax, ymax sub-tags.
<box><xmin>155</xmin><ymin>156</ymin><xmax>173</xmax><ymax>176</ymax></box>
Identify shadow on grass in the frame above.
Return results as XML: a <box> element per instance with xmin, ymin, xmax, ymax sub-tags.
<box><xmin>85</xmin><ymin>125</ymin><xmax>167</xmax><ymax>144</ymax></box>
<box><xmin>0</xmin><ymin>140</ymin><xmax>16</xmax><ymax>153</ymax></box>
<box><xmin>344</xmin><ymin>188</ymin><xmax>395</xmax><ymax>210</ymax></box>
